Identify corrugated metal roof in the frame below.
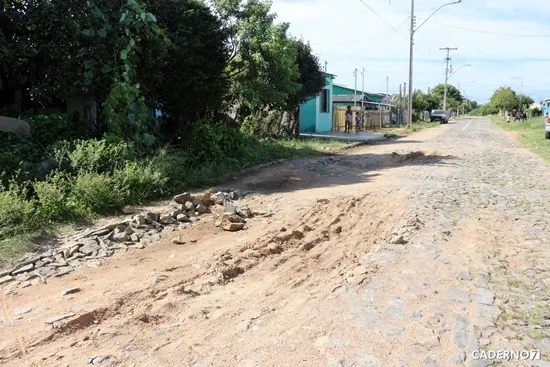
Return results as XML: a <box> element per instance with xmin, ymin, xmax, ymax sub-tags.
<box><xmin>333</xmin><ymin>94</ymin><xmax>369</xmax><ymax>103</ymax></box>
<box><xmin>333</xmin><ymin>84</ymin><xmax>383</xmax><ymax>96</ymax></box>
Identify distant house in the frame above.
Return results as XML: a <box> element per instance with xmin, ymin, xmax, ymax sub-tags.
<box><xmin>332</xmin><ymin>84</ymin><xmax>388</xmax><ymax>110</ymax></box>
<box><xmin>299</xmin><ymin>72</ymin><xmax>336</xmax><ymax>133</ymax></box>
<box><xmin>332</xmin><ymin>94</ymin><xmax>371</xmax><ymax>108</ymax></box>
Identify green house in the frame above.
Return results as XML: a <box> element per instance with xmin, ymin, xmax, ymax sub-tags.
<box><xmin>299</xmin><ymin>73</ymin><xmax>336</xmax><ymax>133</ymax></box>
<box><xmin>332</xmin><ymin>84</ymin><xmax>387</xmax><ymax>110</ymax></box>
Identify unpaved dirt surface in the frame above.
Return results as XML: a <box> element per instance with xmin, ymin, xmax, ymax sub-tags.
<box><xmin>2</xmin><ymin>118</ymin><xmax>550</xmax><ymax>367</ymax></box>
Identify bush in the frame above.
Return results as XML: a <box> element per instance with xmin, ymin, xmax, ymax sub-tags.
<box><xmin>187</xmin><ymin>121</ymin><xmax>247</xmax><ymax>165</ymax></box>
<box><xmin>34</xmin><ymin>172</ymin><xmax>76</xmax><ymax>222</ymax></box>
<box><xmin>27</xmin><ymin>114</ymin><xmax>91</xmax><ymax>150</ymax></box>
<box><xmin>71</xmin><ymin>172</ymin><xmax>126</xmax><ymax>215</ymax></box>
<box><xmin>0</xmin><ymin>188</ymin><xmax>36</xmax><ymax>240</ymax></box>
<box><xmin>0</xmin><ymin>132</ymin><xmax>41</xmax><ymax>180</ymax></box>
<box><xmin>48</xmin><ymin>139</ymin><xmax>137</xmax><ymax>174</ymax></box>
<box><xmin>114</xmin><ymin>161</ymin><xmax>168</xmax><ymax>204</ymax></box>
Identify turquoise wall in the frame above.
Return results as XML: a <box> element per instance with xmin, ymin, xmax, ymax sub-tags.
<box><xmin>299</xmin><ymin>97</ymin><xmax>317</xmax><ymax>133</ymax></box>
<box><xmin>299</xmin><ymin>73</ymin><xmax>334</xmax><ymax>133</ymax></box>
<box><xmin>318</xmin><ymin>76</ymin><xmax>334</xmax><ymax>132</ymax></box>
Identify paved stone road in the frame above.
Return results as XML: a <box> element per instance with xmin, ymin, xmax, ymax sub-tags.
<box><xmin>308</xmin><ymin>118</ymin><xmax>550</xmax><ymax>367</ymax></box>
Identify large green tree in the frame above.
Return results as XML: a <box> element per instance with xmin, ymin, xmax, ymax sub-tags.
<box><xmin>212</xmin><ymin>0</ymin><xmax>301</xmax><ymax>118</ymax></box>
<box><xmin>489</xmin><ymin>87</ymin><xmax>518</xmax><ymax>114</ymax></box>
<box><xmin>517</xmin><ymin>94</ymin><xmax>534</xmax><ymax>110</ymax></box>
<box><xmin>139</xmin><ymin>0</ymin><xmax>230</xmax><ymax>135</ymax></box>
<box><xmin>430</xmin><ymin>84</ymin><xmax>464</xmax><ymax>110</ymax></box>
<box><xmin>413</xmin><ymin>89</ymin><xmax>437</xmax><ymax>112</ymax></box>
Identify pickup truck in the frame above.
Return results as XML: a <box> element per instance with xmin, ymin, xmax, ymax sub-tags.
<box><xmin>430</xmin><ymin>110</ymin><xmax>449</xmax><ymax>124</ymax></box>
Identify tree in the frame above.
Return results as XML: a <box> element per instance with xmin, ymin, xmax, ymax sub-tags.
<box><xmin>212</xmin><ymin>0</ymin><xmax>301</xmax><ymax>118</ymax></box>
<box><xmin>489</xmin><ymin>87</ymin><xmax>518</xmax><ymax>114</ymax></box>
<box><xmin>430</xmin><ymin>84</ymin><xmax>463</xmax><ymax>110</ymax></box>
<box><xmin>517</xmin><ymin>94</ymin><xmax>534</xmax><ymax>110</ymax></box>
<box><xmin>286</xmin><ymin>39</ymin><xmax>325</xmax><ymax>135</ymax></box>
<box><xmin>139</xmin><ymin>0</ymin><xmax>230</xmax><ymax>135</ymax></box>
<box><xmin>413</xmin><ymin>90</ymin><xmax>437</xmax><ymax>112</ymax></box>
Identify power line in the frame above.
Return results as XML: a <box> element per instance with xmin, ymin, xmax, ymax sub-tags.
<box><xmin>416</xmin><ymin>18</ymin><xmax>550</xmax><ymax>38</ymax></box>
<box><xmin>311</xmin><ymin>19</ymin><xmax>408</xmax><ymax>46</ymax></box>
<box><xmin>324</xmin><ymin>18</ymin><xmax>410</xmax><ymax>62</ymax></box>
<box><xmin>357</xmin><ymin>0</ymin><xmax>409</xmax><ymax>41</ymax></box>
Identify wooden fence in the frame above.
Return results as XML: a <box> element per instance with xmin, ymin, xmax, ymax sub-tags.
<box><xmin>332</xmin><ymin>107</ymin><xmax>391</xmax><ymax>132</ymax></box>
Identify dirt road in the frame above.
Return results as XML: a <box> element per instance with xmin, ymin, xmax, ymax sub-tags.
<box><xmin>1</xmin><ymin>118</ymin><xmax>550</xmax><ymax>367</ymax></box>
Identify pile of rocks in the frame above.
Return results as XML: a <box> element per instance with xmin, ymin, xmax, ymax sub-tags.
<box><xmin>0</xmin><ymin>188</ymin><xmax>258</xmax><ymax>289</ymax></box>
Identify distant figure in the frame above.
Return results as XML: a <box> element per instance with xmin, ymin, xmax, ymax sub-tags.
<box><xmin>523</xmin><ymin>112</ymin><xmax>527</xmax><ymax>121</ymax></box>
<box><xmin>506</xmin><ymin>111</ymin><xmax>511</xmax><ymax>124</ymax></box>
<box><xmin>345</xmin><ymin>106</ymin><xmax>353</xmax><ymax>133</ymax></box>
<box><xmin>355</xmin><ymin>111</ymin><xmax>362</xmax><ymax>133</ymax></box>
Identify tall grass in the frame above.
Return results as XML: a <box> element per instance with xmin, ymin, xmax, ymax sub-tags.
<box><xmin>0</xmin><ymin>129</ymin><xmax>350</xmax><ymax>264</ymax></box>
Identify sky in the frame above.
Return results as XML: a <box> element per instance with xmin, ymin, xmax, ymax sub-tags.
<box><xmin>271</xmin><ymin>0</ymin><xmax>550</xmax><ymax>104</ymax></box>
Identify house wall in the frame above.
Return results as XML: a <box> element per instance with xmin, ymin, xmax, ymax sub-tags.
<box><xmin>299</xmin><ymin>74</ymin><xmax>336</xmax><ymax>133</ymax></box>
<box><xmin>67</xmin><ymin>95</ymin><xmax>98</xmax><ymax>128</ymax></box>
<box><xmin>317</xmin><ymin>76</ymin><xmax>334</xmax><ymax>132</ymax></box>
<box><xmin>299</xmin><ymin>97</ymin><xmax>318</xmax><ymax>133</ymax></box>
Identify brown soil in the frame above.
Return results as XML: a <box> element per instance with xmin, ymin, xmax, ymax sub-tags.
<box><xmin>2</xmin><ymin>120</ymin><xmax>548</xmax><ymax>367</ymax></box>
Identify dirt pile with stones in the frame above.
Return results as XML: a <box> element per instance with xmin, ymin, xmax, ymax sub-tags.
<box><xmin>0</xmin><ymin>188</ymin><xmax>267</xmax><ymax>290</ymax></box>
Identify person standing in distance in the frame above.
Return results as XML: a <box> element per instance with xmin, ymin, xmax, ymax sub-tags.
<box><xmin>345</xmin><ymin>106</ymin><xmax>353</xmax><ymax>133</ymax></box>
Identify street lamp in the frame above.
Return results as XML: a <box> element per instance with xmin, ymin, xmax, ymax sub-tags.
<box><xmin>448</xmin><ymin>64</ymin><xmax>471</xmax><ymax>80</ymax></box>
<box><xmin>444</xmin><ymin>63</ymin><xmax>470</xmax><ymax>112</ymax></box>
<box><xmin>407</xmin><ymin>0</ymin><xmax>462</xmax><ymax>127</ymax></box>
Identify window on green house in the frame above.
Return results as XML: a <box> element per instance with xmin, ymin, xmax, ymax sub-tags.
<box><xmin>320</xmin><ymin>89</ymin><xmax>329</xmax><ymax>113</ymax></box>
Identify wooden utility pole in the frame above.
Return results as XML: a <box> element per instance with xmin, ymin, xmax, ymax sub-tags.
<box><xmin>440</xmin><ymin>47</ymin><xmax>458</xmax><ymax>111</ymax></box>
<box><xmin>353</xmin><ymin>69</ymin><xmax>358</xmax><ymax>107</ymax></box>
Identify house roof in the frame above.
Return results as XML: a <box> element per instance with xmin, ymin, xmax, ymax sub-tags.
<box><xmin>322</xmin><ymin>72</ymin><xmax>337</xmax><ymax>78</ymax></box>
<box><xmin>333</xmin><ymin>83</ymin><xmax>384</xmax><ymax>96</ymax></box>
<box><xmin>333</xmin><ymin>94</ymin><xmax>369</xmax><ymax>103</ymax></box>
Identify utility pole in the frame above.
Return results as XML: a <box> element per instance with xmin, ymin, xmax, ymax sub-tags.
<box><xmin>386</xmin><ymin>76</ymin><xmax>389</xmax><ymax>110</ymax></box>
<box><xmin>324</xmin><ymin>61</ymin><xmax>328</xmax><ymax>72</ymax></box>
<box><xmin>407</xmin><ymin>0</ymin><xmax>415</xmax><ymax>127</ymax></box>
<box><xmin>353</xmin><ymin>68</ymin><xmax>358</xmax><ymax>107</ymax></box>
<box><xmin>404</xmin><ymin>82</ymin><xmax>407</xmax><ymax>123</ymax></box>
<box><xmin>440</xmin><ymin>47</ymin><xmax>457</xmax><ymax>111</ymax></box>
<box><xmin>361</xmin><ymin>68</ymin><xmax>365</xmax><ymax>112</ymax></box>
<box><xmin>398</xmin><ymin>84</ymin><xmax>403</xmax><ymax>125</ymax></box>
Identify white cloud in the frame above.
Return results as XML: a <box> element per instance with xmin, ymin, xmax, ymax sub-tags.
<box><xmin>272</xmin><ymin>0</ymin><xmax>550</xmax><ymax>103</ymax></box>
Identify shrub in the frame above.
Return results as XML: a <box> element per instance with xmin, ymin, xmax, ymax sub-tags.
<box><xmin>27</xmin><ymin>114</ymin><xmax>91</xmax><ymax>150</ymax></box>
<box><xmin>0</xmin><ymin>132</ymin><xmax>40</xmax><ymax>180</ymax></box>
<box><xmin>48</xmin><ymin>139</ymin><xmax>137</xmax><ymax>174</ymax></box>
<box><xmin>187</xmin><ymin>121</ymin><xmax>247</xmax><ymax>165</ymax></box>
<box><xmin>0</xmin><ymin>188</ymin><xmax>36</xmax><ymax>240</ymax></box>
<box><xmin>34</xmin><ymin>172</ymin><xmax>76</xmax><ymax>222</ymax></box>
<box><xmin>71</xmin><ymin>172</ymin><xmax>126</xmax><ymax>215</ymax></box>
<box><xmin>113</xmin><ymin>160</ymin><xmax>168</xmax><ymax>204</ymax></box>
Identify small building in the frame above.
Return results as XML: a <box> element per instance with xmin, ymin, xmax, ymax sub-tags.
<box><xmin>332</xmin><ymin>84</ymin><xmax>388</xmax><ymax>110</ymax></box>
<box><xmin>333</xmin><ymin>94</ymin><xmax>372</xmax><ymax>109</ymax></box>
<box><xmin>299</xmin><ymin>73</ymin><xmax>336</xmax><ymax>133</ymax></box>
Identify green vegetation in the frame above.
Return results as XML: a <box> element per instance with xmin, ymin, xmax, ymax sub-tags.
<box><xmin>410</xmin><ymin>84</ymin><xmax>477</xmax><ymax>116</ymax></box>
<box><xmin>0</xmin><ymin>0</ymin><xmax>343</xmax><ymax>263</ymax></box>
<box><xmin>0</xmin><ymin>118</ymin><xmax>349</xmax><ymax>263</ymax></box>
<box><xmin>472</xmin><ymin>87</ymin><xmax>536</xmax><ymax>117</ymax></box>
<box><xmin>491</xmin><ymin>116</ymin><xmax>550</xmax><ymax>161</ymax></box>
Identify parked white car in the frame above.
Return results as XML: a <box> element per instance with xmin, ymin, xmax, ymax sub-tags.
<box><xmin>545</xmin><ymin>115</ymin><xmax>550</xmax><ymax>140</ymax></box>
